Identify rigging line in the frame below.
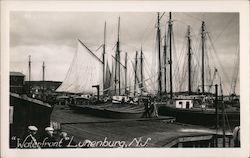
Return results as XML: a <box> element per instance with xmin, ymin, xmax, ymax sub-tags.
<box><xmin>217</xmin><ymin>71</ymin><xmax>229</xmax><ymax>95</ymax></box>
<box><xmin>212</xmin><ymin>14</ymin><xmax>236</xmax><ymax>43</ymax></box>
<box><xmin>172</xmin><ymin>33</ymin><xmax>185</xmax><ymax>87</ymax></box>
<box><xmin>224</xmin><ymin>110</ymin><xmax>232</xmax><ymax>132</ymax></box>
<box><xmin>174</xmin><ymin>19</ymin><xmax>190</xmax><ymax>27</ymax></box>
<box><xmin>207</xmin><ymin>33</ymin><xmax>230</xmax><ymax>82</ymax></box>
<box><xmin>230</xmin><ymin>43</ymin><xmax>239</xmax><ymax>94</ymax></box>
<box><xmin>104</xmin><ymin>69</ymin><xmax>159</xmax><ymax>94</ymax></box>
<box><xmin>182</xmin><ymin>13</ymin><xmax>203</xmax><ymax>22</ymax></box>
<box><xmin>95</xmin><ymin>44</ymin><xmax>104</xmax><ymax>52</ymax></box>
<box><xmin>111</xmin><ymin>55</ymin><xmax>126</xmax><ymax>68</ymax></box>
<box><xmin>140</xmin><ymin>16</ymin><xmax>155</xmax><ymax>43</ymax></box>
<box><xmin>175</xmin><ymin>40</ymin><xmax>186</xmax><ymax>90</ymax></box>
<box><xmin>192</xmin><ymin>39</ymin><xmax>202</xmax><ymax>71</ymax></box>
<box><xmin>78</xmin><ymin>39</ymin><xmax>104</xmax><ymax>64</ymax></box>
<box><xmin>142</xmin><ymin>53</ymin><xmax>153</xmax><ymax>78</ymax></box>
<box><xmin>172</xmin><ymin>29</ymin><xmax>182</xmax><ymax>86</ymax></box>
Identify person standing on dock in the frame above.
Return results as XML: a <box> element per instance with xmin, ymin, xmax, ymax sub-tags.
<box><xmin>143</xmin><ymin>98</ymin><xmax>150</xmax><ymax>118</ymax></box>
<box><xmin>233</xmin><ymin>126</ymin><xmax>240</xmax><ymax>147</ymax></box>
<box><xmin>152</xmin><ymin>98</ymin><xmax>159</xmax><ymax>118</ymax></box>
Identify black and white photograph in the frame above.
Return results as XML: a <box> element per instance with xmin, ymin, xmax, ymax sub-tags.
<box><xmin>1</xmin><ymin>1</ymin><xmax>249</xmax><ymax>158</ymax></box>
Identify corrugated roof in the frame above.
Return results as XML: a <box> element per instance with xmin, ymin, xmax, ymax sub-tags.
<box><xmin>10</xmin><ymin>72</ymin><xmax>25</xmax><ymax>77</ymax></box>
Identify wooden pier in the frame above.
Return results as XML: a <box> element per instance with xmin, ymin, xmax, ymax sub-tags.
<box><xmin>50</xmin><ymin>104</ymin><xmax>234</xmax><ymax>148</ymax></box>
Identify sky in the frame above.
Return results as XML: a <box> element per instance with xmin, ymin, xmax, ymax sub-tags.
<box><xmin>10</xmin><ymin>12</ymin><xmax>239</xmax><ymax>95</ymax></box>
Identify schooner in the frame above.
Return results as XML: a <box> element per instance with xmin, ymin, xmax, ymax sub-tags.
<box><xmin>55</xmin><ymin>12</ymin><xmax>240</xmax><ymax>124</ymax></box>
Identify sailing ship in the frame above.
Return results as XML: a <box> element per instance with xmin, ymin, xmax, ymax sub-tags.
<box><xmin>56</xmin><ymin>19</ymin><xmax>147</xmax><ymax>119</ymax></box>
<box><xmin>153</xmin><ymin>12</ymin><xmax>240</xmax><ymax>128</ymax></box>
<box><xmin>56</xmin><ymin>12</ymin><xmax>240</xmax><ymax>125</ymax></box>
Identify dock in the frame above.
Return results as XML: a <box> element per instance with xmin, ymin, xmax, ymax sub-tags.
<box><xmin>51</xmin><ymin>104</ymin><xmax>234</xmax><ymax>148</ymax></box>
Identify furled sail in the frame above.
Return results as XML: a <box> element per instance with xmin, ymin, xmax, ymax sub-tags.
<box><xmin>56</xmin><ymin>39</ymin><xmax>103</xmax><ymax>94</ymax></box>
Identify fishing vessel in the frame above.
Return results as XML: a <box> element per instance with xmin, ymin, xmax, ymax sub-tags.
<box><xmin>55</xmin><ymin>12</ymin><xmax>240</xmax><ymax>125</ymax></box>
<box><xmin>154</xmin><ymin>12</ymin><xmax>240</xmax><ymax>128</ymax></box>
<box><xmin>56</xmin><ymin>19</ymin><xmax>147</xmax><ymax>119</ymax></box>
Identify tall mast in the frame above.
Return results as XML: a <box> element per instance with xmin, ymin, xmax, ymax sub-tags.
<box><xmin>28</xmin><ymin>55</ymin><xmax>31</xmax><ymax>81</ymax></box>
<box><xmin>140</xmin><ymin>47</ymin><xmax>143</xmax><ymax>95</ymax></box>
<box><xmin>157</xmin><ymin>12</ymin><xmax>162</xmax><ymax>95</ymax></box>
<box><xmin>103</xmin><ymin>21</ymin><xmax>106</xmax><ymax>95</ymax></box>
<box><xmin>187</xmin><ymin>25</ymin><xmax>192</xmax><ymax>94</ymax></box>
<box><xmin>163</xmin><ymin>24</ymin><xmax>167</xmax><ymax>94</ymax></box>
<box><xmin>42</xmin><ymin>61</ymin><xmax>45</xmax><ymax>95</ymax></box>
<box><xmin>114</xmin><ymin>17</ymin><xmax>120</xmax><ymax>95</ymax></box>
<box><xmin>168</xmin><ymin>12</ymin><xmax>173</xmax><ymax>99</ymax></box>
<box><xmin>117</xmin><ymin>17</ymin><xmax>121</xmax><ymax>95</ymax></box>
<box><xmin>201</xmin><ymin>21</ymin><xmax>205</xmax><ymax>94</ymax></box>
<box><xmin>134</xmin><ymin>51</ymin><xmax>138</xmax><ymax>96</ymax></box>
<box><xmin>125</xmin><ymin>52</ymin><xmax>127</xmax><ymax>95</ymax></box>
<box><xmin>215</xmin><ymin>84</ymin><xmax>218</xmax><ymax>147</ymax></box>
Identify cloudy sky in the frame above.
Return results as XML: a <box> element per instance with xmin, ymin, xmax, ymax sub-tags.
<box><xmin>10</xmin><ymin>12</ymin><xmax>239</xmax><ymax>94</ymax></box>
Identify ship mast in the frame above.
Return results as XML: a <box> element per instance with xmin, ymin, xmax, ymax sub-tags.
<box><xmin>28</xmin><ymin>55</ymin><xmax>31</xmax><ymax>81</ymax></box>
<box><xmin>157</xmin><ymin>12</ymin><xmax>162</xmax><ymax>96</ymax></box>
<box><xmin>163</xmin><ymin>24</ymin><xmax>167</xmax><ymax>94</ymax></box>
<box><xmin>134</xmin><ymin>51</ymin><xmax>138</xmax><ymax>96</ymax></box>
<box><xmin>201</xmin><ymin>21</ymin><xmax>205</xmax><ymax>94</ymax></box>
<box><xmin>168</xmin><ymin>12</ymin><xmax>173</xmax><ymax>99</ymax></box>
<box><xmin>187</xmin><ymin>25</ymin><xmax>192</xmax><ymax>94</ymax></box>
<box><xmin>115</xmin><ymin>17</ymin><xmax>121</xmax><ymax>95</ymax></box>
<box><xmin>103</xmin><ymin>22</ymin><xmax>106</xmax><ymax>95</ymax></box>
<box><xmin>42</xmin><ymin>61</ymin><xmax>45</xmax><ymax>96</ymax></box>
<box><xmin>140</xmin><ymin>47</ymin><xmax>143</xmax><ymax>95</ymax></box>
<box><xmin>125</xmin><ymin>52</ymin><xmax>128</xmax><ymax>95</ymax></box>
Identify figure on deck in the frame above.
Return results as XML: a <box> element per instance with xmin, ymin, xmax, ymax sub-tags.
<box><xmin>143</xmin><ymin>98</ymin><xmax>150</xmax><ymax>118</ymax></box>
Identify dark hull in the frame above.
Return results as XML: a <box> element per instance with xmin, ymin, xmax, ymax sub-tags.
<box><xmin>68</xmin><ymin>103</ymin><xmax>145</xmax><ymax>119</ymax></box>
<box><xmin>10</xmin><ymin>93</ymin><xmax>52</xmax><ymax>148</ymax></box>
<box><xmin>158</xmin><ymin>106</ymin><xmax>240</xmax><ymax>128</ymax></box>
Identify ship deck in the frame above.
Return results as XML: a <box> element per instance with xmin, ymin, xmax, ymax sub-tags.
<box><xmin>51</xmin><ymin>104</ymin><xmax>233</xmax><ymax>147</ymax></box>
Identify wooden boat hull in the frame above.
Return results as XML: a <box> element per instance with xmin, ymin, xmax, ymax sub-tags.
<box><xmin>158</xmin><ymin>106</ymin><xmax>240</xmax><ymax>128</ymax></box>
<box><xmin>68</xmin><ymin>103</ymin><xmax>145</xmax><ymax>119</ymax></box>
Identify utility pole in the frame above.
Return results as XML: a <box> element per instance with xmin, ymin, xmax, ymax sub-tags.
<box><xmin>187</xmin><ymin>25</ymin><xmax>192</xmax><ymax>94</ymax></box>
<box><xmin>169</xmin><ymin>12</ymin><xmax>173</xmax><ymax>99</ymax></box>
<box><xmin>157</xmin><ymin>12</ymin><xmax>162</xmax><ymax>96</ymax></box>
<box><xmin>201</xmin><ymin>21</ymin><xmax>205</xmax><ymax>94</ymax></box>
